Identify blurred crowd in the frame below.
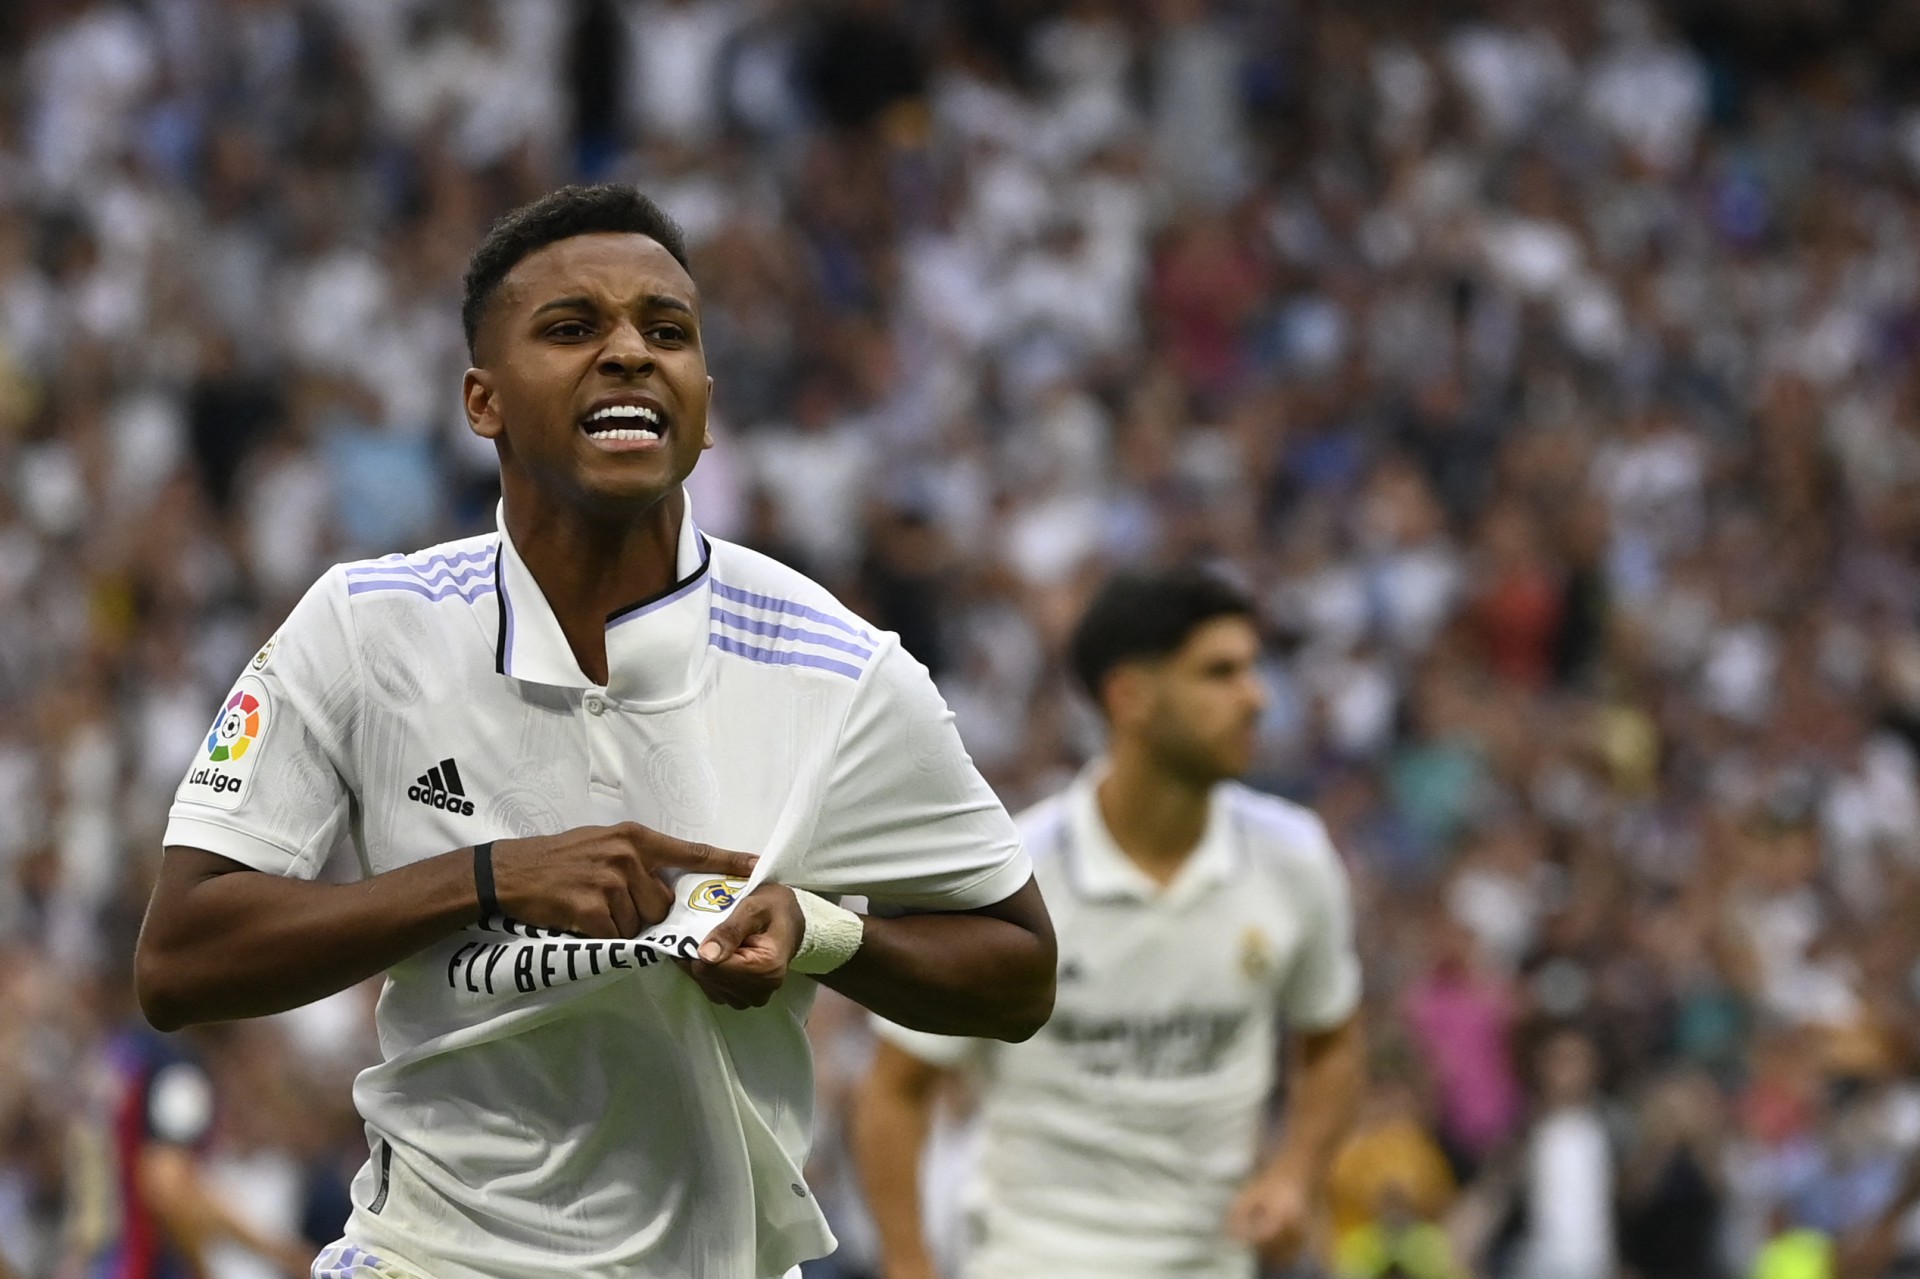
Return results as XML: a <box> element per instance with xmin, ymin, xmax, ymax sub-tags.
<box><xmin>7</xmin><ymin>0</ymin><xmax>1920</xmax><ymax>1275</ymax></box>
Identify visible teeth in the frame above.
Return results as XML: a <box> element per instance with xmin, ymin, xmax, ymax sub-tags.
<box><xmin>585</xmin><ymin>404</ymin><xmax>660</xmax><ymax>425</ymax></box>
<box><xmin>588</xmin><ymin>427</ymin><xmax>661</xmax><ymax>441</ymax></box>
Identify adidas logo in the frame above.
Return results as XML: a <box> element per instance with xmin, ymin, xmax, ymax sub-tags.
<box><xmin>407</xmin><ymin>758</ymin><xmax>475</xmax><ymax>816</ymax></box>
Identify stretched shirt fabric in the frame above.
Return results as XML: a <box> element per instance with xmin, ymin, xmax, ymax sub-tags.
<box><xmin>163</xmin><ymin>498</ymin><xmax>1031</xmax><ymax>1279</ymax></box>
<box><xmin>877</xmin><ymin>766</ymin><xmax>1362</xmax><ymax>1279</ymax></box>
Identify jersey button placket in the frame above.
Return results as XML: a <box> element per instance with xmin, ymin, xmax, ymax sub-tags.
<box><xmin>583</xmin><ymin>691</ymin><xmax>620</xmax><ymax>796</ymax></box>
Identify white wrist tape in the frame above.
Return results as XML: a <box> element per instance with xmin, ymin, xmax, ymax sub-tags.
<box><xmin>790</xmin><ymin>889</ymin><xmax>864</xmax><ymax>975</ymax></box>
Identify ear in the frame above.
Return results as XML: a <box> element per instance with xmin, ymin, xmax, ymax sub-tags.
<box><xmin>464</xmin><ymin>368</ymin><xmax>502</xmax><ymax>441</ymax></box>
<box><xmin>1103</xmin><ymin>664</ymin><xmax>1154</xmax><ymax>733</ymax></box>
<box><xmin>702</xmin><ymin>376</ymin><xmax>715</xmax><ymax>450</ymax></box>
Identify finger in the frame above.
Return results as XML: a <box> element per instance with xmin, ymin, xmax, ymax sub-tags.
<box><xmin>696</xmin><ymin>898</ymin><xmax>768</xmax><ymax>964</ymax></box>
<box><xmin>708</xmin><ymin>942</ymin><xmax>783</xmax><ymax>976</ymax></box>
<box><xmin>674</xmin><ymin>960</ymin><xmax>733</xmax><ymax>1003</ymax></box>
<box><xmin>577</xmin><ymin>908</ymin><xmax>621</xmax><ymax>940</ymax></box>
<box><xmin>628</xmin><ymin>826</ymin><xmax>758</xmax><ymax>879</ymax></box>
<box><xmin>631</xmin><ymin>874</ymin><xmax>674</xmax><ymax>929</ymax></box>
<box><xmin>686</xmin><ymin>968</ymin><xmax>761</xmax><ymax>1010</ymax></box>
<box><xmin>605</xmin><ymin>889</ymin><xmax>641</xmax><ymax>939</ymax></box>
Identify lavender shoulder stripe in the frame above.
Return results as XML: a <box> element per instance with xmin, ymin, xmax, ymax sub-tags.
<box><xmin>349</xmin><ymin>546</ymin><xmax>495</xmax><ymax>574</ymax></box>
<box><xmin>710</xmin><ymin>580</ymin><xmax>872</xmax><ymax>640</ymax></box>
<box><xmin>346</xmin><ymin>578</ymin><xmax>498</xmax><ymax>603</ymax></box>
<box><xmin>372</xmin><ymin>545</ymin><xmax>495</xmax><ymax>568</ymax></box>
<box><xmin>708</xmin><ymin>633</ymin><xmax>865</xmax><ymax>680</ymax></box>
<box><xmin>708</xmin><ymin>607</ymin><xmax>875</xmax><ymax>659</ymax></box>
<box><xmin>344</xmin><ymin>558</ymin><xmax>496</xmax><ymax>587</ymax></box>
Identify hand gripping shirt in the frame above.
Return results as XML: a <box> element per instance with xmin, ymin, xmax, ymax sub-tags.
<box><xmin>876</xmin><ymin>766</ymin><xmax>1362</xmax><ymax>1279</ymax></box>
<box><xmin>163</xmin><ymin>500</ymin><xmax>1032</xmax><ymax>1279</ymax></box>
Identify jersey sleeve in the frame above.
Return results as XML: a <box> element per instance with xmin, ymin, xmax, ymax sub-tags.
<box><xmin>162</xmin><ymin>568</ymin><xmax>357</xmax><ymax>879</ymax></box>
<box><xmin>792</xmin><ymin>642</ymin><xmax>1032</xmax><ymax>909</ymax></box>
<box><xmin>1281</xmin><ymin>817</ymin><xmax>1363</xmax><ymax>1032</ymax></box>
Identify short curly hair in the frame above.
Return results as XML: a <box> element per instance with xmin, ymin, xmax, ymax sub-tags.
<box><xmin>461</xmin><ymin>184</ymin><xmax>689</xmax><ymax>360</ymax></box>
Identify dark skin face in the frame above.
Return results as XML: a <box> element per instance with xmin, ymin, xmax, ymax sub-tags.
<box><xmin>462</xmin><ymin>231</ymin><xmax>713</xmax><ymax>529</ymax></box>
<box><xmin>460</xmin><ymin>233</ymin><xmax>715</xmax><ymax>677</ymax></box>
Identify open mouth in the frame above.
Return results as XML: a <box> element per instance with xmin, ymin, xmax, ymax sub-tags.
<box><xmin>581</xmin><ymin>401</ymin><xmax>667</xmax><ymax>444</ymax></box>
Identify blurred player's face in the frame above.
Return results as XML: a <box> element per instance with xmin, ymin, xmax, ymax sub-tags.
<box><xmin>1124</xmin><ymin>616</ymin><xmax>1267</xmax><ymax>784</ymax></box>
<box><xmin>463</xmin><ymin>232</ymin><xmax>712</xmax><ymax>519</ymax></box>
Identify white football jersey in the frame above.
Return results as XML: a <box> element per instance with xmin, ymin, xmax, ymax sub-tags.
<box><xmin>164</xmin><ymin>499</ymin><xmax>1032</xmax><ymax>1279</ymax></box>
<box><xmin>877</xmin><ymin>767</ymin><xmax>1361</xmax><ymax>1279</ymax></box>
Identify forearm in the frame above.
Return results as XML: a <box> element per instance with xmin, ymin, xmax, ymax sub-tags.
<box><xmin>819</xmin><ymin>880</ymin><xmax>1056</xmax><ymax>1041</ymax></box>
<box><xmin>141</xmin><ymin>1148</ymin><xmax>303</xmax><ymax>1270</ymax></box>
<box><xmin>137</xmin><ymin>846</ymin><xmax>479</xmax><ymax>1030</ymax></box>
<box><xmin>854</xmin><ymin>1045</ymin><xmax>944</xmax><ymax>1279</ymax></box>
<box><xmin>1267</xmin><ymin>1013</ymin><xmax>1366</xmax><ymax>1181</ymax></box>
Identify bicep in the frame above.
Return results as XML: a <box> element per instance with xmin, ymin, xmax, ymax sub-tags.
<box><xmin>960</xmin><ymin>876</ymin><xmax>1054</xmax><ymax>951</ymax></box>
<box><xmin>143</xmin><ymin>848</ymin><xmax>271</xmax><ymax>934</ymax></box>
<box><xmin>1292</xmin><ymin>1010</ymin><xmax>1363</xmax><ymax>1069</ymax></box>
<box><xmin>157</xmin><ymin>846</ymin><xmax>262</xmax><ymax>889</ymax></box>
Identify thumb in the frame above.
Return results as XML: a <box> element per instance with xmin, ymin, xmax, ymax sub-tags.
<box><xmin>696</xmin><ymin>898</ymin><xmax>764</xmax><ymax>964</ymax></box>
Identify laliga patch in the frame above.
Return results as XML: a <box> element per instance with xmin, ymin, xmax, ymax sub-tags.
<box><xmin>181</xmin><ymin>676</ymin><xmax>271</xmax><ymax>811</ymax></box>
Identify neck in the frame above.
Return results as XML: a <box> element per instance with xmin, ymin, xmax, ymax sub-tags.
<box><xmin>1095</xmin><ymin>738</ymin><xmax>1216</xmax><ymax>886</ymax></box>
<box><xmin>504</xmin><ymin>485</ymin><xmax>685</xmax><ymax>684</ymax></box>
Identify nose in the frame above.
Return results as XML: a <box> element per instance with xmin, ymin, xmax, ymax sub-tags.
<box><xmin>598</xmin><ymin>319</ymin><xmax>654</xmax><ymax>378</ymax></box>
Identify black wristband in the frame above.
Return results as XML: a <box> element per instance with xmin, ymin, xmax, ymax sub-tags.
<box><xmin>473</xmin><ymin>841</ymin><xmax>498</xmax><ymax>924</ymax></box>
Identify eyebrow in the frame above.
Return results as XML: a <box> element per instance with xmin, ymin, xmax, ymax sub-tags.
<box><xmin>529</xmin><ymin>293</ymin><xmax>696</xmax><ymax>319</ymax></box>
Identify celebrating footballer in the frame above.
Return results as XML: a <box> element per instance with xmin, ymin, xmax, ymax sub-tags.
<box><xmin>136</xmin><ymin>185</ymin><xmax>1057</xmax><ymax>1279</ymax></box>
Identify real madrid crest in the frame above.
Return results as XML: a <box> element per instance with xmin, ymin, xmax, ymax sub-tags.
<box><xmin>1240</xmin><ymin>926</ymin><xmax>1274</xmax><ymax>981</ymax></box>
<box><xmin>689</xmin><ymin>877</ymin><xmax>750</xmax><ymax>913</ymax></box>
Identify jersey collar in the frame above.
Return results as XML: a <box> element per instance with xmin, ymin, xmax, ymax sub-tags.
<box><xmin>1063</xmin><ymin>760</ymin><xmax>1240</xmax><ymax>907</ymax></box>
<box><xmin>492</xmin><ymin>494</ymin><xmax>712</xmax><ymax>703</ymax></box>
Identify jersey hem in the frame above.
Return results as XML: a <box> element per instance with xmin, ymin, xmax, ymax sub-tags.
<box><xmin>866</xmin><ymin>850</ymin><xmax>1034</xmax><ymax>911</ymax></box>
<box><xmin>1284</xmin><ymin>977</ymin><xmax>1363</xmax><ymax>1034</ymax></box>
<box><xmin>161</xmin><ymin>813</ymin><xmax>314</xmax><ymax>878</ymax></box>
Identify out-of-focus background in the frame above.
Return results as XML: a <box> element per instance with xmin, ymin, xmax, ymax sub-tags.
<box><xmin>8</xmin><ymin>0</ymin><xmax>1920</xmax><ymax>1275</ymax></box>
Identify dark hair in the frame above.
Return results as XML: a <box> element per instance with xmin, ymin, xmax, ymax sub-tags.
<box><xmin>461</xmin><ymin>184</ymin><xmax>690</xmax><ymax>359</ymax></box>
<box><xmin>1067</xmin><ymin>567</ymin><xmax>1257</xmax><ymax>710</ymax></box>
